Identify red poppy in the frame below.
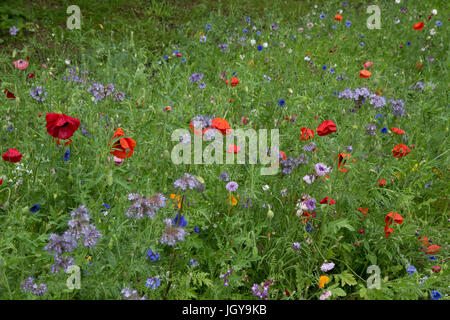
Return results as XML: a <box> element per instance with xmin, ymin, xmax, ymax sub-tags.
<box><xmin>2</xmin><ymin>148</ymin><xmax>22</xmax><ymax>163</ymax></box>
<box><xmin>334</xmin><ymin>14</ymin><xmax>343</xmax><ymax>21</ymax></box>
<box><xmin>384</xmin><ymin>225</ymin><xmax>394</xmax><ymax>238</ymax></box>
<box><xmin>413</xmin><ymin>22</ymin><xmax>424</xmax><ymax>30</ymax></box>
<box><xmin>359</xmin><ymin>70</ymin><xmax>372</xmax><ymax>78</ymax></box>
<box><xmin>189</xmin><ymin>121</ymin><xmax>210</xmax><ymax>136</ymax></box>
<box><xmin>4</xmin><ymin>89</ymin><xmax>16</xmax><ymax>99</ymax></box>
<box><xmin>418</xmin><ymin>237</ymin><xmax>430</xmax><ymax>246</ymax></box>
<box><xmin>320</xmin><ymin>197</ymin><xmax>336</xmax><ymax>205</ymax></box>
<box><xmin>300</xmin><ymin>210</ymin><xmax>316</xmax><ymax>223</ymax></box>
<box><xmin>211</xmin><ymin>118</ymin><xmax>232</xmax><ymax>135</ymax></box>
<box><xmin>226</xmin><ymin>76</ymin><xmax>239</xmax><ymax>87</ymax></box>
<box><xmin>391</xmin><ymin>127</ymin><xmax>405</xmax><ymax>135</ymax></box>
<box><xmin>27</xmin><ymin>73</ymin><xmax>35</xmax><ymax>79</ymax></box>
<box><xmin>378</xmin><ymin>179</ymin><xmax>386</xmax><ymax>187</ymax></box>
<box><xmin>335</xmin><ymin>153</ymin><xmax>354</xmax><ymax>172</ymax></box>
<box><xmin>110</xmin><ymin>128</ymin><xmax>136</xmax><ymax>159</ymax></box>
<box><xmin>392</xmin><ymin>143</ymin><xmax>411</xmax><ymax>158</ymax></box>
<box><xmin>316</xmin><ymin>120</ymin><xmax>337</xmax><ymax>136</ymax></box>
<box><xmin>385</xmin><ymin>212</ymin><xmax>404</xmax><ymax>225</ymax></box>
<box><xmin>426</xmin><ymin>245</ymin><xmax>441</xmax><ymax>255</ymax></box>
<box><xmin>300</xmin><ymin>127</ymin><xmax>314</xmax><ymax>141</ymax></box>
<box><xmin>279</xmin><ymin>151</ymin><xmax>287</xmax><ymax>160</ymax></box>
<box><xmin>228</xmin><ymin>145</ymin><xmax>241</xmax><ymax>153</ymax></box>
<box><xmin>46</xmin><ymin>113</ymin><xmax>80</xmax><ymax>140</ymax></box>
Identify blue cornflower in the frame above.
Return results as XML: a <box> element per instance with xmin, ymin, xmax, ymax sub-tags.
<box><xmin>256</xmin><ymin>30</ymin><xmax>261</xmax><ymax>36</ymax></box>
<box><xmin>198</xmin><ymin>82</ymin><xmax>206</xmax><ymax>89</ymax></box>
<box><xmin>342</xmin><ymin>1</ymin><xmax>347</xmax><ymax>6</ymax></box>
<box><xmin>245</xmin><ymin>17</ymin><xmax>250</xmax><ymax>23</ymax></box>
<box><xmin>189</xmin><ymin>258</ymin><xmax>198</xmax><ymax>267</ymax></box>
<box><xmin>163</xmin><ymin>55</ymin><xmax>169</xmax><ymax>60</ymax></box>
<box><xmin>428</xmin><ymin>256</ymin><xmax>436</xmax><ymax>261</ymax></box>
<box><xmin>332</xmin><ymin>25</ymin><xmax>337</xmax><ymax>29</ymax></box>
<box><xmin>278</xmin><ymin>99</ymin><xmax>285</xmax><ymax>107</ymax></box>
<box><xmin>146</xmin><ymin>249</ymin><xmax>160</xmax><ymax>262</ymax></box>
<box><xmin>360</xmin><ymin>42</ymin><xmax>365</xmax><ymax>48</ymax></box>
<box><xmin>430</xmin><ymin>290</ymin><xmax>442</xmax><ymax>300</ymax></box>
<box><xmin>102</xmin><ymin>203</ymin><xmax>111</xmax><ymax>210</ymax></box>
<box><xmin>381</xmin><ymin>127</ymin><xmax>388</xmax><ymax>134</ymax></box>
<box><xmin>205</xmin><ymin>24</ymin><xmax>211</xmax><ymax>30</ymax></box>
<box><xmin>145</xmin><ymin>277</ymin><xmax>161</xmax><ymax>290</ymax></box>
<box><xmin>435</xmin><ymin>21</ymin><xmax>442</xmax><ymax>27</ymax></box>
<box><xmin>257</xmin><ymin>45</ymin><xmax>263</xmax><ymax>51</ymax></box>
<box><xmin>407</xmin><ymin>265</ymin><xmax>417</xmax><ymax>276</ymax></box>
<box><xmin>29</xmin><ymin>204</ymin><xmax>40</xmax><ymax>213</ymax></box>
<box><xmin>306</xmin><ymin>224</ymin><xmax>314</xmax><ymax>232</ymax></box>
<box><xmin>172</xmin><ymin>214</ymin><xmax>187</xmax><ymax>228</ymax></box>
<box><xmin>322</xmin><ymin>65</ymin><xmax>327</xmax><ymax>71</ymax></box>
<box><xmin>345</xmin><ymin>20</ymin><xmax>352</xmax><ymax>28</ymax></box>
<box><xmin>200</xmin><ymin>35</ymin><xmax>206</xmax><ymax>42</ymax></box>
<box><xmin>243</xmin><ymin>28</ymin><xmax>248</xmax><ymax>34</ymax></box>
<box><xmin>320</xmin><ymin>13</ymin><xmax>326</xmax><ymax>20</ymax></box>
<box><xmin>9</xmin><ymin>26</ymin><xmax>18</xmax><ymax>36</ymax></box>
<box><xmin>193</xmin><ymin>226</ymin><xmax>199</xmax><ymax>234</ymax></box>
<box><xmin>181</xmin><ymin>58</ymin><xmax>186</xmax><ymax>63</ymax></box>
<box><xmin>407</xmin><ymin>41</ymin><xmax>411</xmax><ymax>46</ymax></box>
<box><xmin>62</xmin><ymin>150</ymin><xmax>70</xmax><ymax>162</ymax></box>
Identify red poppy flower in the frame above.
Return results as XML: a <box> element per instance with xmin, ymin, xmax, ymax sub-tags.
<box><xmin>4</xmin><ymin>89</ymin><xmax>15</xmax><ymax>99</ymax></box>
<box><xmin>2</xmin><ymin>148</ymin><xmax>22</xmax><ymax>163</ymax></box>
<box><xmin>300</xmin><ymin>127</ymin><xmax>314</xmax><ymax>141</ymax></box>
<box><xmin>317</xmin><ymin>120</ymin><xmax>337</xmax><ymax>136</ymax></box>
<box><xmin>226</xmin><ymin>76</ymin><xmax>240</xmax><ymax>87</ymax></box>
<box><xmin>391</xmin><ymin>127</ymin><xmax>405</xmax><ymax>135</ymax></box>
<box><xmin>228</xmin><ymin>145</ymin><xmax>241</xmax><ymax>153</ymax></box>
<box><xmin>426</xmin><ymin>245</ymin><xmax>441</xmax><ymax>255</ymax></box>
<box><xmin>27</xmin><ymin>73</ymin><xmax>35</xmax><ymax>79</ymax></box>
<box><xmin>46</xmin><ymin>113</ymin><xmax>80</xmax><ymax>140</ymax></box>
<box><xmin>211</xmin><ymin>118</ymin><xmax>232</xmax><ymax>135</ymax></box>
<box><xmin>320</xmin><ymin>197</ymin><xmax>336</xmax><ymax>205</ymax></box>
<box><xmin>279</xmin><ymin>151</ymin><xmax>287</xmax><ymax>160</ymax></box>
<box><xmin>392</xmin><ymin>143</ymin><xmax>411</xmax><ymax>158</ymax></box>
<box><xmin>384</xmin><ymin>225</ymin><xmax>394</xmax><ymax>238</ymax></box>
<box><xmin>413</xmin><ymin>22</ymin><xmax>424</xmax><ymax>30</ymax></box>
<box><xmin>418</xmin><ymin>237</ymin><xmax>430</xmax><ymax>246</ymax></box>
<box><xmin>334</xmin><ymin>14</ymin><xmax>343</xmax><ymax>21</ymax></box>
<box><xmin>110</xmin><ymin>128</ymin><xmax>136</xmax><ymax>159</ymax></box>
<box><xmin>378</xmin><ymin>179</ymin><xmax>386</xmax><ymax>187</ymax></box>
<box><xmin>335</xmin><ymin>153</ymin><xmax>354</xmax><ymax>172</ymax></box>
<box><xmin>385</xmin><ymin>212</ymin><xmax>404</xmax><ymax>225</ymax></box>
<box><xmin>359</xmin><ymin>70</ymin><xmax>372</xmax><ymax>78</ymax></box>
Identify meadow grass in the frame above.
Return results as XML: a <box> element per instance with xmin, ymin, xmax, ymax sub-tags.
<box><xmin>0</xmin><ymin>0</ymin><xmax>448</xmax><ymax>299</ymax></box>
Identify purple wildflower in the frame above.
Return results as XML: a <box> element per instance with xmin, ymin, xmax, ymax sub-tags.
<box><xmin>160</xmin><ymin>219</ymin><xmax>186</xmax><ymax>246</ymax></box>
<box><xmin>29</xmin><ymin>86</ymin><xmax>48</xmax><ymax>102</ymax></box>
<box><xmin>314</xmin><ymin>163</ymin><xmax>329</xmax><ymax>176</ymax></box>
<box><xmin>226</xmin><ymin>181</ymin><xmax>238</xmax><ymax>192</ymax></box>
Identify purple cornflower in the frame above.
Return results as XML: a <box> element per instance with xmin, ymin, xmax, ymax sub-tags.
<box><xmin>303</xmin><ymin>174</ymin><xmax>315</xmax><ymax>184</ymax></box>
<box><xmin>226</xmin><ymin>181</ymin><xmax>238</xmax><ymax>192</ymax></box>
<box><xmin>145</xmin><ymin>277</ymin><xmax>161</xmax><ymax>290</ymax></box>
<box><xmin>198</xmin><ymin>82</ymin><xmax>206</xmax><ymax>89</ymax></box>
<box><xmin>365</xmin><ymin>124</ymin><xmax>377</xmax><ymax>136</ymax></box>
<box><xmin>9</xmin><ymin>26</ymin><xmax>18</xmax><ymax>36</ymax></box>
<box><xmin>189</xmin><ymin>258</ymin><xmax>198</xmax><ymax>267</ymax></box>
<box><xmin>305</xmin><ymin>198</ymin><xmax>316</xmax><ymax>211</ymax></box>
<box><xmin>369</xmin><ymin>94</ymin><xmax>386</xmax><ymax>108</ymax></box>
<box><xmin>126</xmin><ymin>193</ymin><xmax>167</xmax><ymax>219</ymax></box>
<box><xmin>314</xmin><ymin>163</ymin><xmax>329</xmax><ymax>176</ymax></box>
<box><xmin>292</xmin><ymin>242</ymin><xmax>301</xmax><ymax>251</ymax></box>
<box><xmin>160</xmin><ymin>218</ymin><xmax>186</xmax><ymax>246</ymax></box>
<box><xmin>113</xmin><ymin>91</ymin><xmax>125</xmax><ymax>102</ymax></box>
<box><xmin>346</xmin><ymin>145</ymin><xmax>353</xmax><ymax>152</ymax></box>
<box><xmin>345</xmin><ymin>20</ymin><xmax>352</xmax><ymax>28</ymax></box>
<box><xmin>189</xmin><ymin>73</ymin><xmax>204</xmax><ymax>83</ymax></box>
<box><xmin>271</xmin><ymin>24</ymin><xmax>278</xmax><ymax>30</ymax></box>
<box><xmin>320</xmin><ymin>13</ymin><xmax>326</xmax><ymax>20</ymax></box>
<box><xmin>220</xmin><ymin>268</ymin><xmax>233</xmax><ymax>286</ymax></box>
<box><xmin>407</xmin><ymin>265</ymin><xmax>417</xmax><ymax>276</ymax></box>
<box><xmin>29</xmin><ymin>86</ymin><xmax>48</xmax><ymax>102</ymax></box>
<box><xmin>219</xmin><ymin>172</ymin><xmax>229</xmax><ymax>182</ymax></box>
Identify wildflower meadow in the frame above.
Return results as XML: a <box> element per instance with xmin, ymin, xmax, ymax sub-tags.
<box><xmin>0</xmin><ymin>0</ymin><xmax>448</xmax><ymax>301</ymax></box>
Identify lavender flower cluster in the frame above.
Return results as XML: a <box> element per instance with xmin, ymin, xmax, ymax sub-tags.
<box><xmin>121</xmin><ymin>287</ymin><xmax>147</xmax><ymax>300</ymax></box>
<box><xmin>251</xmin><ymin>279</ymin><xmax>274</xmax><ymax>299</ymax></box>
<box><xmin>21</xmin><ymin>277</ymin><xmax>47</xmax><ymax>296</ymax></box>
<box><xmin>62</xmin><ymin>66</ymin><xmax>88</xmax><ymax>84</ymax></box>
<box><xmin>280</xmin><ymin>154</ymin><xmax>308</xmax><ymax>175</ymax></box>
<box><xmin>160</xmin><ymin>218</ymin><xmax>186</xmax><ymax>246</ymax></box>
<box><xmin>174</xmin><ymin>173</ymin><xmax>205</xmax><ymax>192</ymax></box>
<box><xmin>191</xmin><ymin>115</ymin><xmax>213</xmax><ymax>131</ymax></box>
<box><xmin>44</xmin><ymin>205</ymin><xmax>102</xmax><ymax>273</ymax></box>
<box><xmin>29</xmin><ymin>86</ymin><xmax>48</xmax><ymax>102</ymax></box>
<box><xmin>126</xmin><ymin>193</ymin><xmax>167</xmax><ymax>219</ymax></box>
<box><xmin>88</xmin><ymin>82</ymin><xmax>125</xmax><ymax>103</ymax></box>
<box><xmin>338</xmin><ymin>87</ymin><xmax>386</xmax><ymax>109</ymax></box>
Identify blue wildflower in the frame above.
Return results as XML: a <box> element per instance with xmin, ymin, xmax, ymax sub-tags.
<box><xmin>205</xmin><ymin>24</ymin><xmax>211</xmax><ymax>30</ymax></box>
<box><xmin>430</xmin><ymin>290</ymin><xmax>442</xmax><ymax>300</ymax></box>
<box><xmin>146</xmin><ymin>249</ymin><xmax>160</xmax><ymax>262</ymax></box>
<box><xmin>407</xmin><ymin>265</ymin><xmax>417</xmax><ymax>276</ymax></box>
<box><xmin>257</xmin><ymin>45</ymin><xmax>263</xmax><ymax>51</ymax></box>
<box><xmin>145</xmin><ymin>277</ymin><xmax>161</xmax><ymax>290</ymax></box>
<box><xmin>30</xmin><ymin>204</ymin><xmax>40</xmax><ymax>213</ymax></box>
<box><xmin>62</xmin><ymin>150</ymin><xmax>70</xmax><ymax>162</ymax></box>
<box><xmin>381</xmin><ymin>127</ymin><xmax>388</xmax><ymax>134</ymax></box>
<box><xmin>278</xmin><ymin>99</ymin><xmax>285</xmax><ymax>107</ymax></box>
<box><xmin>243</xmin><ymin>28</ymin><xmax>248</xmax><ymax>34</ymax></box>
<box><xmin>345</xmin><ymin>20</ymin><xmax>352</xmax><ymax>28</ymax></box>
<box><xmin>320</xmin><ymin>13</ymin><xmax>326</xmax><ymax>20</ymax></box>
<box><xmin>172</xmin><ymin>214</ymin><xmax>187</xmax><ymax>228</ymax></box>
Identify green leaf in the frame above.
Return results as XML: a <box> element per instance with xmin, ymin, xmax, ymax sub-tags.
<box><xmin>332</xmin><ymin>288</ymin><xmax>347</xmax><ymax>297</ymax></box>
<box><xmin>336</xmin><ymin>270</ymin><xmax>357</xmax><ymax>287</ymax></box>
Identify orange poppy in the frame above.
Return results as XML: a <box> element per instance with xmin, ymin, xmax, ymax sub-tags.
<box><xmin>384</xmin><ymin>225</ymin><xmax>394</xmax><ymax>238</ymax></box>
<box><xmin>170</xmin><ymin>194</ymin><xmax>182</xmax><ymax>209</ymax></box>
<box><xmin>413</xmin><ymin>22</ymin><xmax>424</xmax><ymax>30</ymax></box>
<box><xmin>426</xmin><ymin>245</ymin><xmax>441</xmax><ymax>255</ymax></box>
<box><xmin>392</xmin><ymin>143</ymin><xmax>411</xmax><ymax>158</ymax></box>
<box><xmin>359</xmin><ymin>70</ymin><xmax>372</xmax><ymax>78</ymax></box>
<box><xmin>335</xmin><ymin>153</ymin><xmax>355</xmax><ymax>172</ymax></box>
<box><xmin>318</xmin><ymin>276</ymin><xmax>329</xmax><ymax>288</ymax></box>
<box><xmin>211</xmin><ymin>118</ymin><xmax>232</xmax><ymax>135</ymax></box>
<box><xmin>300</xmin><ymin>127</ymin><xmax>314</xmax><ymax>141</ymax></box>
<box><xmin>334</xmin><ymin>14</ymin><xmax>342</xmax><ymax>21</ymax></box>
<box><xmin>110</xmin><ymin>128</ymin><xmax>136</xmax><ymax>159</ymax></box>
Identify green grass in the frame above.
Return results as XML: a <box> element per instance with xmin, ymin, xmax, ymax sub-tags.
<box><xmin>0</xmin><ymin>0</ymin><xmax>448</xmax><ymax>300</ymax></box>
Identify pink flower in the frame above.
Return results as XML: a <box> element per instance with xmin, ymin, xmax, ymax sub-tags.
<box><xmin>13</xmin><ymin>59</ymin><xmax>29</xmax><ymax>70</ymax></box>
<box><xmin>363</xmin><ymin>61</ymin><xmax>374</xmax><ymax>69</ymax></box>
<box><xmin>114</xmin><ymin>156</ymin><xmax>124</xmax><ymax>166</ymax></box>
<box><xmin>42</xmin><ymin>64</ymin><xmax>47</xmax><ymax>68</ymax></box>
<box><xmin>320</xmin><ymin>291</ymin><xmax>332</xmax><ymax>300</ymax></box>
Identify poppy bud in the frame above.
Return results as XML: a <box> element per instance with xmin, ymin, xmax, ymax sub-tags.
<box><xmin>267</xmin><ymin>208</ymin><xmax>274</xmax><ymax>219</ymax></box>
